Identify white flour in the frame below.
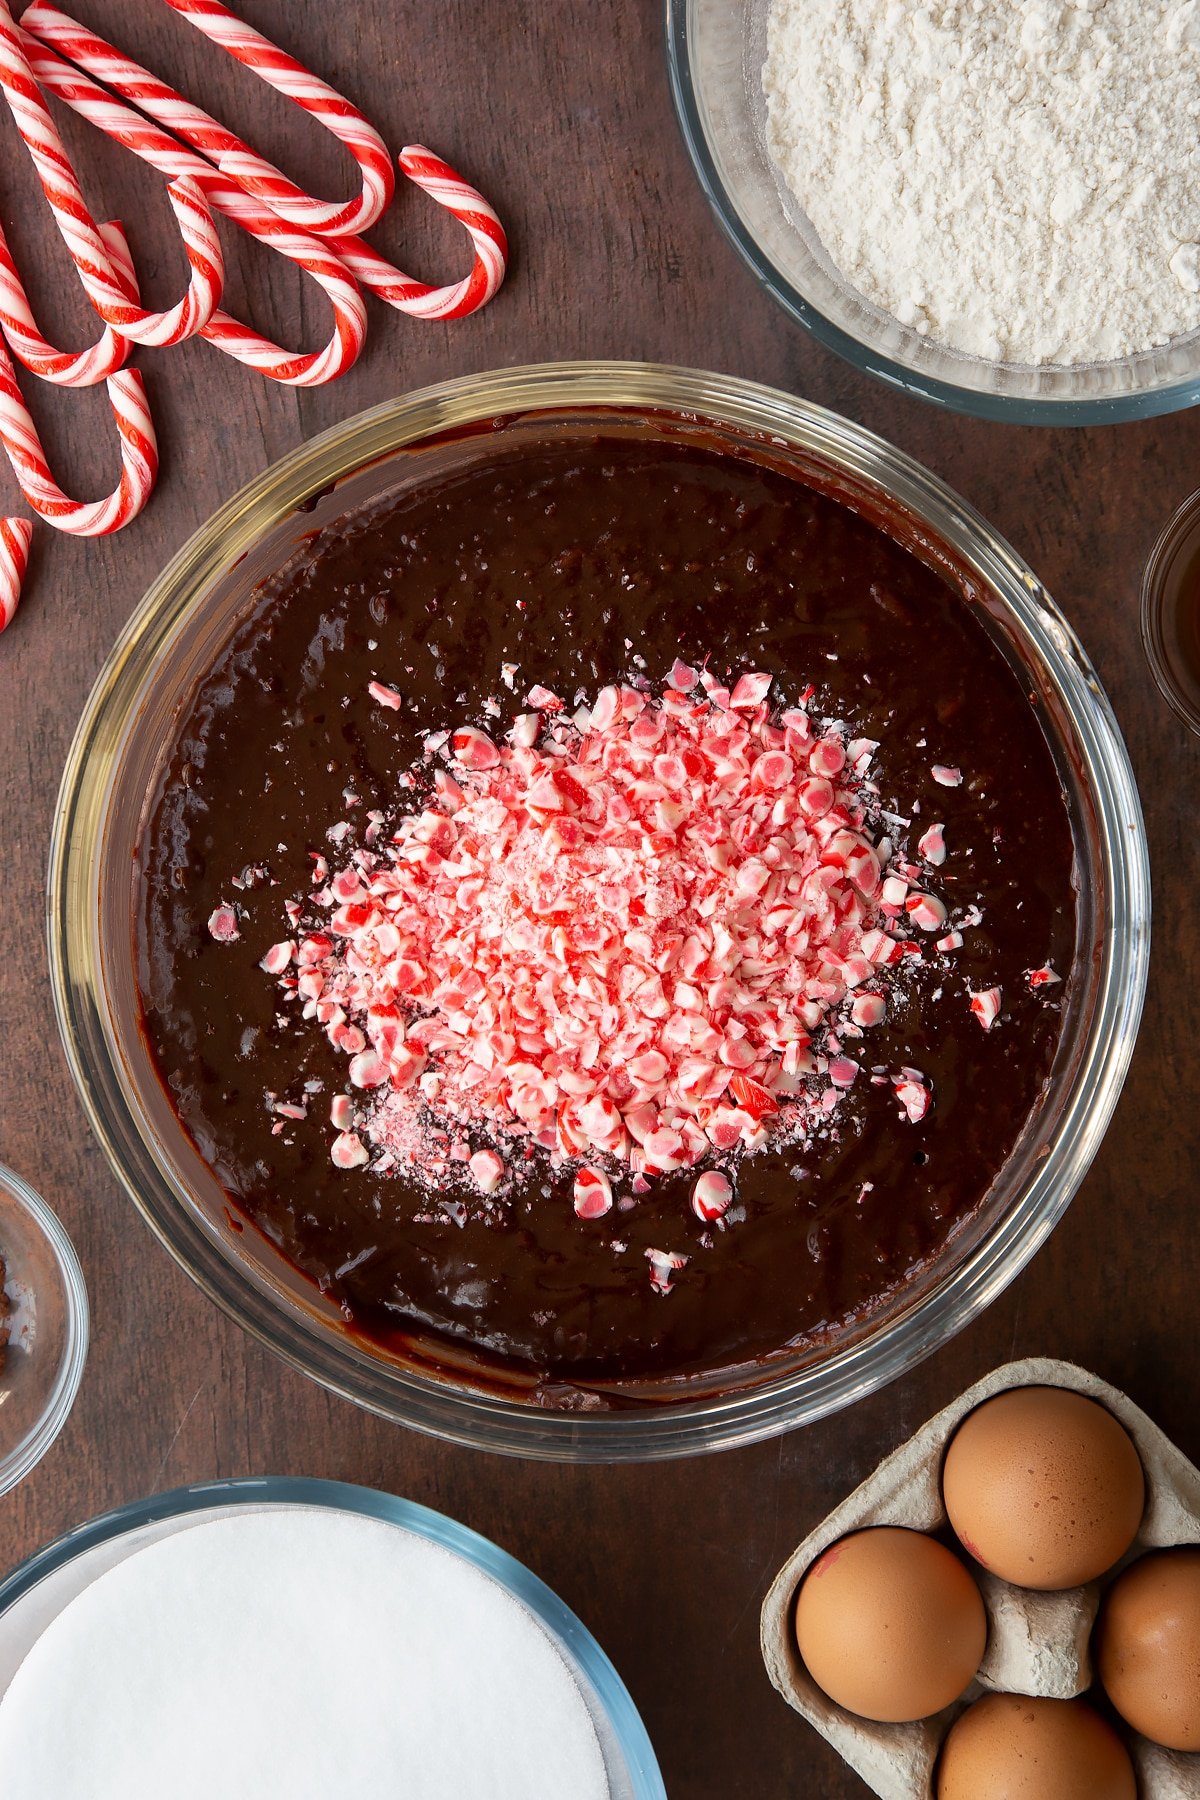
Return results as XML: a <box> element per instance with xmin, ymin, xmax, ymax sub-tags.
<box><xmin>763</xmin><ymin>0</ymin><xmax>1200</xmax><ymax>366</ymax></box>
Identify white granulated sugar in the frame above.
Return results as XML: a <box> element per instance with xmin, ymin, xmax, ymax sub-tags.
<box><xmin>0</xmin><ymin>1509</ymin><xmax>610</xmax><ymax>1800</ymax></box>
<box><xmin>763</xmin><ymin>0</ymin><xmax>1200</xmax><ymax>365</ymax></box>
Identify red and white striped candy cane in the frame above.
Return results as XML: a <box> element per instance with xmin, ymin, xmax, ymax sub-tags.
<box><xmin>156</xmin><ymin>0</ymin><xmax>393</xmax><ymax>237</ymax></box>
<box><xmin>0</xmin><ymin>514</ymin><xmax>31</xmax><ymax>629</ymax></box>
<box><xmin>23</xmin><ymin>6</ymin><xmax>507</xmax><ymax>323</ymax></box>
<box><xmin>332</xmin><ymin>147</ymin><xmax>508</xmax><ymax>321</ymax></box>
<box><xmin>0</xmin><ymin>346</ymin><xmax>157</xmax><ymax>535</ymax></box>
<box><xmin>17</xmin><ymin>23</ymin><xmax>369</xmax><ymax>386</ymax></box>
<box><xmin>0</xmin><ymin>215</ymin><xmax>135</xmax><ymax>385</ymax></box>
<box><xmin>0</xmin><ymin>3</ymin><xmax>223</xmax><ymax>347</ymax></box>
<box><xmin>100</xmin><ymin>219</ymin><xmax>139</xmax><ymax>303</ymax></box>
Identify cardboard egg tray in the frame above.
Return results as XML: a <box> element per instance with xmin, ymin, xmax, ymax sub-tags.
<box><xmin>760</xmin><ymin>1358</ymin><xmax>1200</xmax><ymax>1798</ymax></box>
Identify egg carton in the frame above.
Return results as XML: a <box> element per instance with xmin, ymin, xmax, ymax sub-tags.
<box><xmin>760</xmin><ymin>1358</ymin><xmax>1200</xmax><ymax>1798</ymax></box>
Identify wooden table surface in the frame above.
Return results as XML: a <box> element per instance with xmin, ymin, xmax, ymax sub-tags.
<box><xmin>0</xmin><ymin>4</ymin><xmax>1194</xmax><ymax>1794</ymax></box>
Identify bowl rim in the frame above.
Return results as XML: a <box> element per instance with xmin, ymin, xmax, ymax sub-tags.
<box><xmin>47</xmin><ymin>360</ymin><xmax>1151</xmax><ymax>1461</ymax></box>
<box><xmin>0</xmin><ymin>1164</ymin><xmax>89</xmax><ymax>1499</ymax></box>
<box><xmin>1140</xmin><ymin>486</ymin><xmax>1200</xmax><ymax>737</ymax></box>
<box><xmin>663</xmin><ymin>0</ymin><xmax>1200</xmax><ymax>426</ymax></box>
<box><xmin>0</xmin><ymin>1474</ymin><xmax>667</xmax><ymax>1798</ymax></box>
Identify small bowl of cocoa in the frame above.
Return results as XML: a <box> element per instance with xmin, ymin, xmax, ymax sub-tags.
<box><xmin>1141</xmin><ymin>488</ymin><xmax>1200</xmax><ymax>736</ymax></box>
<box><xmin>0</xmin><ymin>1166</ymin><xmax>88</xmax><ymax>1497</ymax></box>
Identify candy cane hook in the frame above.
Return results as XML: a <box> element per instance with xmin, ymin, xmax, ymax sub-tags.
<box><xmin>0</xmin><ymin>347</ymin><xmax>157</xmax><ymax>535</ymax></box>
<box><xmin>157</xmin><ymin>0</ymin><xmax>394</xmax><ymax>237</ymax></box>
<box><xmin>0</xmin><ymin>214</ymin><xmax>135</xmax><ymax>385</ymax></box>
<box><xmin>22</xmin><ymin>6</ymin><xmax>507</xmax><ymax>323</ymax></box>
<box><xmin>332</xmin><ymin>147</ymin><xmax>508</xmax><ymax>322</ymax></box>
<box><xmin>17</xmin><ymin>20</ymin><xmax>369</xmax><ymax>386</ymax></box>
<box><xmin>0</xmin><ymin>3</ymin><xmax>223</xmax><ymax>347</ymax></box>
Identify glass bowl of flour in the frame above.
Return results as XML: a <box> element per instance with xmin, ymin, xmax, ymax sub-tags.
<box><xmin>666</xmin><ymin>0</ymin><xmax>1200</xmax><ymax>423</ymax></box>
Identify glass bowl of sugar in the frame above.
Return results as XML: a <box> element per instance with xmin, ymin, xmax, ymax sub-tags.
<box><xmin>666</xmin><ymin>0</ymin><xmax>1200</xmax><ymax>424</ymax></box>
<box><xmin>0</xmin><ymin>1479</ymin><xmax>666</xmax><ymax>1798</ymax></box>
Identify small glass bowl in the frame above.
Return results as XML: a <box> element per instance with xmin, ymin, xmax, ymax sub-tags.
<box><xmin>1141</xmin><ymin>489</ymin><xmax>1200</xmax><ymax>735</ymax></box>
<box><xmin>48</xmin><ymin>363</ymin><xmax>1150</xmax><ymax>1460</ymax></box>
<box><xmin>665</xmin><ymin>0</ymin><xmax>1200</xmax><ymax>424</ymax></box>
<box><xmin>0</xmin><ymin>1167</ymin><xmax>88</xmax><ymax>1498</ymax></box>
<box><xmin>0</xmin><ymin>1478</ymin><xmax>665</xmax><ymax>1798</ymax></box>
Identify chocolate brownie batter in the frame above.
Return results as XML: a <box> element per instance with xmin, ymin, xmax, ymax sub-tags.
<box><xmin>136</xmin><ymin>420</ymin><xmax>1077</xmax><ymax>1400</ymax></box>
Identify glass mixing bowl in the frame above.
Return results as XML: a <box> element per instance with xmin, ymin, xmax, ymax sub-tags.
<box><xmin>665</xmin><ymin>0</ymin><xmax>1200</xmax><ymax>424</ymax></box>
<box><xmin>48</xmin><ymin>362</ymin><xmax>1150</xmax><ymax>1460</ymax></box>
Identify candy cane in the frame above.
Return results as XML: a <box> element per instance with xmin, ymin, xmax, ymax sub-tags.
<box><xmin>0</xmin><ymin>347</ymin><xmax>157</xmax><ymax>535</ymax></box>
<box><xmin>332</xmin><ymin>147</ymin><xmax>508</xmax><ymax>321</ymax></box>
<box><xmin>0</xmin><ymin>213</ymin><xmax>135</xmax><ymax>385</ymax></box>
<box><xmin>156</xmin><ymin>0</ymin><xmax>394</xmax><ymax>237</ymax></box>
<box><xmin>22</xmin><ymin>7</ymin><xmax>507</xmax><ymax>324</ymax></box>
<box><xmin>16</xmin><ymin>25</ymin><xmax>368</xmax><ymax>386</ymax></box>
<box><xmin>0</xmin><ymin>5</ymin><xmax>223</xmax><ymax>348</ymax></box>
<box><xmin>99</xmin><ymin>219</ymin><xmax>139</xmax><ymax>303</ymax></box>
<box><xmin>0</xmin><ymin>515</ymin><xmax>31</xmax><ymax>629</ymax></box>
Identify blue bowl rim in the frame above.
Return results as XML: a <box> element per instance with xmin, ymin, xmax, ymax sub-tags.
<box><xmin>664</xmin><ymin>0</ymin><xmax>1200</xmax><ymax>426</ymax></box>
<box><xmin>0</xmin><ymin>1475</ymin><xmax>666</xmax><ymax>1798</ymax></box>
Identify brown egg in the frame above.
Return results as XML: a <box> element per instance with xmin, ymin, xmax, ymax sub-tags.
<box><xmin>1097</xmin><ymin>1546</ymin><xmax>1200</xmax><ymax>1750</ymax></box>
<box><xmin>942</xmin><ymin>1386</ymin><xmax>1144</xmax><ymax>1589</ymax></box>
<box><xmin>937</xmin><ymin>1695</ymin><xmax>1137</xmax><ymax>1799</ymax></box>
<box><xmin>793</xmin><ymin>1526</ymin><xmax>986</xmax><ymax>1723</ymax></box>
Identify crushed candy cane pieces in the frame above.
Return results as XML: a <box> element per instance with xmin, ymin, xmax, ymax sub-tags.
<box><xmin>451</xmin><ymin>725</ymin><xmax>501</xmax><ymax>769</ymax></box>
<box><xmin>893</xmin><ymin>1076</ymin><xmax>930</xmax><ymax>1124</ymax></box>
<box><xmin>207</xmin><ymin>904</ymin><xmax>240</xmax><ymax>943</ymax></box>
<box><xmin>646</xmin><ymin>1248</ymin><xmax>688</xmax><ymax>1294</ymax></box>
<box><xmin>917</xmin><ymin>823</ymin><xmax>946</xmax><ymax>866</ymax></box>
<box><xmin>331</xmin><ymin>1130</ymin><xmax>369</xmax><ymax>1169</ymax></box>
<box><xmin>730</xmin><ymin>670</ymin><xmax>772</xmax><ymax>708</ymax></box>
<box><xmin>573</xmin><ymin>1167</ymin><xmax>613</xmax><ymax>1219</ymax></box>
<box><xmin>274</xmin><ymin>670</ymin><xmax>944</xmax><ymax>1186</ymax></box>
<box><xmin>212</xmin><ymin>664</ymin><xmax>1016</xmax><ymax>1290</ymax></box>
<box><xmin>526</xmin><ymin>684</ymin><xmax>562</xmax><ymax>710</ymax></box>
<box><xmin>969</xmin><ymin>986</ymin><xmax>1002</xmax><ymax>1031</ymax></box>
<box><xmin>1027</xmin><ymin>964</ymin><xmax>1062</xmax><ymax>987</ymax></box>
<box><xmin>691</xmin><ymin>1170</ymin><xmax>732</xmax><ymax>1221</ymax></box>
<box><xmin>905</xmin><ymin>892</ymin><xmax>947</xmax><ymax>932</ymax></box>
<box><xmin>469</xmin><ymin>1149</ymin><xmax>505</xmax><ymax>1194</ymax></box>
<box><xmin>931</xmin><ymin>764</ymin><xmax>962</xmax><ymax>787</ymax></box>
<box><xmin>851</xmin><ymin>993</ymin><xmax>886</xmax><ymax>1028</ymax></box>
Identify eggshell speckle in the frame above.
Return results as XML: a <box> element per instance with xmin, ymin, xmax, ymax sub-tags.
<box><xmin>794</xmin><ymin>1527</ymin><xmax>986</xmax><ymax>1723</ymax></box>
<box><xmin>936</xmin><ymin>1694</ymin><xmax>1136</xmax><ymax>1800</ymax></box>
<box><xmin>942</xmin><ymin>1386</ymin><xmax>1144</xmax><ymax>1589</ymax></box>
<box><xmin>1096</xmin><ymin>1545</ymin><xmax>1200</xmax><ymax>1750</ymax></box>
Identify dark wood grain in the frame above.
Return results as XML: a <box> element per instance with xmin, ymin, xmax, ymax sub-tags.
<box><xmin>0</xmin><ymin>4</ymin><xmax>1194</xmax><ymax>1795</ymax></box>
